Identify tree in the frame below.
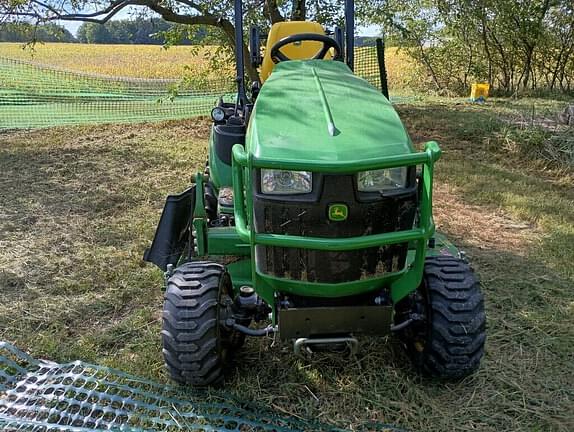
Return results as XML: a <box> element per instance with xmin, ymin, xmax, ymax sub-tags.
<box><xmin>76</xmin><ymin>18</ymin><xmax>200</xmax><ymax>44</ymax></box>
<box><xmin>360</xmin><ymin>0</ymin><xmax>574</xmax><ymax>94</ymax></box>
<box><xmin>80</xmin><ymin>21</ymin><xmax>113</xmax><ymax>43</ymax></box>
<box><xmin>1</xmin><ymin>0</ymin><xmax>341</xmax><ymax>82</ymax></box>
<box><xmin>0</xmin><ymin>22</ymin><xmax>76</xmax><ymax>42</ymax></box>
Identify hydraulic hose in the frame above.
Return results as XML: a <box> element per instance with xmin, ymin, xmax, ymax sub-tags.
<box><xmin>390</xmin><ymin>319</ymin><xmax>414</xmax><ymax>332</ymax></box>
<box><xmin>232</xmin><ymin>323</ymin><xmax>277</xmax><ymax>337</ymax></box>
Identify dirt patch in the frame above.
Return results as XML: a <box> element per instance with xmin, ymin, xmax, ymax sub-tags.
<box><xmin>0</xmin><ymin>269</ymin><xmax>26</xmax><ymax>292</ymax></box>
<box><xmin>434</xmin><ymin>182</ymin><xmax>537</xmax><ymax>255</ymax></box>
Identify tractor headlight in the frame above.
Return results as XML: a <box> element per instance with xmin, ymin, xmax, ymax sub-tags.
<box><xmin>357</xmin><ymin>167</ymin><xmax>407</xmax><ymax>192</ymax></box>
<box><xmin>261</xmin><ymin>169</ymin><xmax>312</xmax><ymax>194</ymax></box>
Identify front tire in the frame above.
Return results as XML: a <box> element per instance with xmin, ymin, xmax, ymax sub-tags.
<box><xmin>396</xmin><ymin>256</ymin><xmax>486</xmax><ymax>379</ymax></box>
<box><xmin>161</xmin><ymin>261</ymin><xmax>233</xmax><ymax>386</ymax></box>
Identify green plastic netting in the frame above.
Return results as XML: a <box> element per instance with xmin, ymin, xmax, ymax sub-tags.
<box><xmin>0</xmin><ymin>342</ymin><xmax>406</xmax><ymax>432</ymax></box>
<box><xmin>0</xmin><ymin>56</ymin><xmax>235</xmax><ymax>129</ymax></box>
<box><xmin>354</xmin><ymin>46</ymin><xmax>383</xmax><ymax>91</ymax></box>
<box><xmin>0</xmin><ymin>45</ymin><xmax>385</xmax><ymax>130</ymax></box>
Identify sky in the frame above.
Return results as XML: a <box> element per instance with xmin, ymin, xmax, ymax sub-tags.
<box><xmin>57</xmin><ymin>6</ymin><xmax>134</xmax><ymax>35</ymax></box>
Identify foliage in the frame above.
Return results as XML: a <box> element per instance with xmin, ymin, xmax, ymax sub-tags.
<box><xmin>75</xmin><ymin>17</ymin><xmax>207</xmax><ymax>45</ymax></box>
<box><xmin>360</xmin><ymin>0</ymin><xmax>574</xmax><ymax>94</ymax></box>
<box><xmin>0</xmin><ymin>22</ymin><xmax>75</xmax><ymax>42</ymax></box>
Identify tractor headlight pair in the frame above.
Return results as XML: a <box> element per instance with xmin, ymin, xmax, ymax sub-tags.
<box><xmin>357</xmin><ymin>167</ymin><xmax>408</xmax><ymax>192</ymax></box>
<box><xmin>260</xmin><ymin>167</ymin><xmax>407</xmax><ymax>195</ymax></box>
<box><xmin>261</xmin><ymin>169</ymin><xmax>312</xmax><ymax>195</ymax></box>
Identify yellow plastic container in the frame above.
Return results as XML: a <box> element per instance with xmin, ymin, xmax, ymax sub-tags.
<box><xmin>470</xmin><ymin>83</ymin><xmax>490</xmax><ymax>101</ymax></box>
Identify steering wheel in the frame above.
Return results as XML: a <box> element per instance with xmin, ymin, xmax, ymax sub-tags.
<box><xmin>270</xmin><ymin>33</ymin><xmax>343</xmax><ymax>64</ymax></box>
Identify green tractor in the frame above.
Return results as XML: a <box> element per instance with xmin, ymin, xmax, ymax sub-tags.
<box><xmin>144</xmin><ymin>0</ymin><xmax>486</xmax><ymax>386</ymax></box>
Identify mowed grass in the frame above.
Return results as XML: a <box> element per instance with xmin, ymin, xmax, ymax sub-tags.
<box><xmin>1</xmin><ymin>99</ymin><xmax>573</xmax><ymax>431</ymax></box>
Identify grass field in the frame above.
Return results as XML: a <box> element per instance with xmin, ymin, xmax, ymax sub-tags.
<box><xmin>0</xmin><ymin>97</ymin><xmax>572</xmax><ymax>431</ymax></box>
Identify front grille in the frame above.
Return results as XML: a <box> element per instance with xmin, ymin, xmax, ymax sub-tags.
<box><xmin>255</xmin><ymin>244</ymin><xmax>408</xmax><ymax>283</ymax></box>
<box><xmin>253</xmin><ymin>173</ymin><xmax>417</xmax><ymax>283</ymax></box>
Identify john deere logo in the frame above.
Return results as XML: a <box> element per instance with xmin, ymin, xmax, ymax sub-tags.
<box><xmin>328</xmin><ymin>203</ymin><xmax>348</xmax><ymax>221</ymax></box>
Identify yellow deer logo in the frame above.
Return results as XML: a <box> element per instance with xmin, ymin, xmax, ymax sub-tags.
<box><xmin>328</xmin><ymin>204</ymin><xmax>348</xmax><ymax>221</ymax></box>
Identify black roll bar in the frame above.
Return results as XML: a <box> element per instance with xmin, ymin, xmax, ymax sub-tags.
<box><xmin>345</xmin><ymin>0</ymin><xmax>354</xmax><ymax>70</ymax></box>
<box><xmin>234</xmin><ymin>0</ymin><xmax>248</xmax><ymax>109</ymax></box>
<box><xmin>233</xmin><ymin>0</ymin><xmax>355</xmax><ymax>97</ymax></box>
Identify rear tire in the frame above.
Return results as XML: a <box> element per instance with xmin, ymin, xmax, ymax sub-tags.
<box><xmin>396</xmin><ymin>256</ymin><xmax>486</xmax><ymax>379</ymax></box>
<box><xmin>161</xmin><ymin>261</ymin><xmax>233</xmax><ymax>386</ymax></box>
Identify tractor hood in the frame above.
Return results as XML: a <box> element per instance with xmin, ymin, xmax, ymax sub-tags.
<box><xmin>247</xmin><ymin>60</ymin><xmax>414</xmax><ymax>169</ymax></box>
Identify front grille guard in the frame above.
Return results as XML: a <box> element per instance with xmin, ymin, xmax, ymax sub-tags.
<box><xmin>231</xmin><ymin>141</ymin><xmax>442</xmax><ymax>302</ymax></box>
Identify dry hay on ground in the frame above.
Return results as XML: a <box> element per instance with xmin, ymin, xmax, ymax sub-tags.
<box><xmin>0</xmin><ymin>105</ymin><xmax>572</xmax><ymax>431</ymax></box>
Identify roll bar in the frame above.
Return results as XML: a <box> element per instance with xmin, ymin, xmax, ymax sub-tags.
<box><xmin>345</xmin><ymin>0</ymin><xmax>354</xmax><ymax>71</ymax></box>
<box><xmin>234</xmin><ymin>0</ymin><xmax>248</xmax><ymax>109</ymax></box>
<box><xmin>233</xmin><ymin>0</ymin><xmax>356</xmax><ymax>106</ymax></box>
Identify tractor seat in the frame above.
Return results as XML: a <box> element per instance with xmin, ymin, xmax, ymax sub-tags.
<box><xmin>260</xmin><ymin>21</ymin><xmax>331</xmax><ymax>82</ymax></box>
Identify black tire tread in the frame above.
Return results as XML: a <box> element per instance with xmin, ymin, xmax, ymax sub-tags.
<box><xmin>161</xmin><ymin>261</ymin><xmax>227</xmax><ymax>386</ymax></box>
<box><xmin>417</xmin><ymin>256</ymin><xmax>486</xmax><ymax>379</ymax></box>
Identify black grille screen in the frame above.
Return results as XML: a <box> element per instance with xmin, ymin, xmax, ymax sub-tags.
<box><xmin>253</xmin><ymin>173</ymin><xmax>417</xmax><ymax>284</ymax></box>
<box><xmin>255</xmin><ymin>243</ymin><xmax>409</xmax><ymax>283</ymax></box>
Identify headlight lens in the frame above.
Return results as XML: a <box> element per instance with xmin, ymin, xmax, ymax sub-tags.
<box><xmin>357</xmin><ymin>167</ymin><xmax>407</xmax><ymax>192</ymax></box>
<box><xmin>261</xmin><ymin>169</ymin><xmax>312</xmax><ymax>194</ymax></box>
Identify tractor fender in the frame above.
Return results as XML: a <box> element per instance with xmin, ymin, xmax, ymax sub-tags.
<box><xmin>143</xmin><ymin>186</ymin><xmax>195</xmax><ymax>271</ymax></box>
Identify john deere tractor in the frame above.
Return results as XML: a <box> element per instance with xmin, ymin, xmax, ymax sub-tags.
<box><xmin>144</xmin><ymin>0</ymin><xmax>486</xmax><ymax>386</ymax></box>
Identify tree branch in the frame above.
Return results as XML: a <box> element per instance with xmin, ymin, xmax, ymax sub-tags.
<box><xmin>263</xmin><ymin>0</ymin><xmax>283</xmax><ymax>24</ymax></box>
<box><xmin>1</xmin><ymin>0</ymin><xmax>261</xmax><ymax>82</ymax></box>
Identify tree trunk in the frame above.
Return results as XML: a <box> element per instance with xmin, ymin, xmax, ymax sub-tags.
<box><xmin>264</xmin><ymin>0</ymin><xmax>284</xmax><ymax>24</ymax></box>
<box><xmin>415</xmin><ymin>40</ymin><xmax>441</xmax><ymax>90</ymax></box>
<box><xmin>521</xmin><ymin>47</ymin><xmax>533</xmax><ymax>90</ymax></box>
<box><xmin>489</xmin><ymin>28</ymin><xmax>511</xmax><ymax>92</ymax></box>
<box><xmin>292</xmin><ymin>0</ymin><xmax>306</xmax><ymax>21</ymax></box>
<box><xmin>480</xmin><ymin>14</ymin><xmax>493</xmax><ymax>86</ymax></box>
<box><xmin>550</xmin><ymin>48</ymin><xmax>565</xmax><ymax>90</ymax></box>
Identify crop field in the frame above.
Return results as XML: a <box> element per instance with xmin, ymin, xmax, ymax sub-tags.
<box><xmin>0</xmin><ymin>42</ymin><xmax>403</xmax><ymax>129</ymax></box>
<box><xmin>0</xmin><ymin>42</ymin><xmax>405</xmax><ymax>129</ymax></box>
<box><xmin>0</xmin><ymin>58</ymin><xmax>229</xmax><ymax>128</ymax></box>
<box><xmin>0</xmin><ymin>51</ymin><xmax>235</xmax><ymax>129</ymax></box>
<box><xmin>1</xmin><ymin>97</ymin><xmax>572</xmax><ymax>431</ymax></box>
<box><xmin>0</xmin><ymin>42</ymin><xmax>411</xmax><ymax>88</ymax></box>
<box><xmin>0</xmin><ymin>43</ymin><xmax>220</xmax><ymax>78</ymax></box>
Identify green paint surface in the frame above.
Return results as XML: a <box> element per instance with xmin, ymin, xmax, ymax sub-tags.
<box><xmin>248</xmin><ymin>60</ymin><xmax>414</xmax><ymax>171</ymax></box>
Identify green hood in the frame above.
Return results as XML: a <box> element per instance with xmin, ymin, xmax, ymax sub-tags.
<box><xmin>247</xmin><ymin>60</ymin><xmax>414</xmax><ymax>170</ymax></box>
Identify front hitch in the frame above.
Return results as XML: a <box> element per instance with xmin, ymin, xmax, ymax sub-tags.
<box><xmin>293</xmin><ymin>337</ymin><xmax>359</xmax><ymax>358</ymax></box>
